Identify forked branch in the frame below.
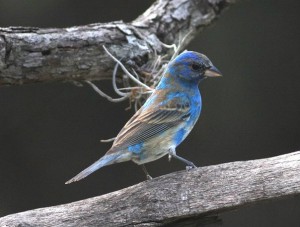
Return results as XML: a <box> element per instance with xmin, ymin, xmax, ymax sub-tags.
<box><xmin>0</xmin><ymin>0</ymin><xmax>235</xmax><ymax>86</ymax></box>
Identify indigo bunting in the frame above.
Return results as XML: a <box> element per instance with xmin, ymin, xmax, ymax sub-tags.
<box><xmin>66</xmin><ymin>50</ymin><xmax>221</xmax><ymax>184</ymax></box>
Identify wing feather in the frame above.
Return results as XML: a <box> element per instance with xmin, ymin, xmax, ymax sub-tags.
<box><xmin>112</xmin><ymin>95</ymin><xmax>191</xmax><ymax>150</ymax></box>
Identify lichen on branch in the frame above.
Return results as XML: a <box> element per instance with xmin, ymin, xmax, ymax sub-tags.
<box><xmin>0</xmin><ymin>0</ymin><xmax>234</xmax><ymax>86</ymax></box>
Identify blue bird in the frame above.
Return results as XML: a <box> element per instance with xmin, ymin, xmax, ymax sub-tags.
<box><xmin>65</xmin><ymin>50</ymin><xmax>221</xmax><ymax>184</ymax></box>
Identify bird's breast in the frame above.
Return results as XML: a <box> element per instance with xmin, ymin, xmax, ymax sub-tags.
<box><xmin>174</xmin><ymin>91</ymin><xmax>202</xmax><ymax>146</ymax></box>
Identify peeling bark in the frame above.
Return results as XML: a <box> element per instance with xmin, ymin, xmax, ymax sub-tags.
<box><xmin>0</xmin><ymin>0</ymin><xmax>234</xmax><ymax>86</ymax></box>
<box><xmin>0</xmin><ymin>151</ymin><xmax>299</xmax><ymax>227</ymax></box>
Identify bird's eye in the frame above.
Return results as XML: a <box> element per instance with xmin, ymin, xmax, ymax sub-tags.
<box><xmin>191</xmin><ymin>63</ymin><xmax>203</xmax><ymax>71</ymax></box>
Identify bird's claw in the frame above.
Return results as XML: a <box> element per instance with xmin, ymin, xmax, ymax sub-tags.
<box><xmin>146</xmin><ymin>174</ymin><xmax>153</xmax><ymax>180</ymax></box>
<box><xmin>186</xmin><ymin>166</ymin><xmax>193</xmax><ymax>171</ymax></box>
<box><xmin>186</xmin><ymin>163</ymin><xmax>197</xmax><ymax>171</ymax></box>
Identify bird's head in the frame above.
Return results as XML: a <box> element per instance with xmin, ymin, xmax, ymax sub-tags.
<box><xmin>166</xmin><ymin>50</ymin><xmax>222</xmax><ymax>84</ymax></box>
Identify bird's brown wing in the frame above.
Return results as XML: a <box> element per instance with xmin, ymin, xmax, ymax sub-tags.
<box><xmin>110</xmin><ymin>96</ymin><xmax>191</xmax><ymax>150</ymax></box>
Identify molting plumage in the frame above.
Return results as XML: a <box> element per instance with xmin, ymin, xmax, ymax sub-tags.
<box><xmin>65</xmin><ymin>50</ymin><xmax>221</xmax><ymax>184</ymax></box>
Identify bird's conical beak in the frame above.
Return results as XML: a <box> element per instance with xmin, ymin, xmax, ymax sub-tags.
<box><xmin>204</xmin><ymin>65</ymin><xmax>222</xmax><ymax>77</ymax></box>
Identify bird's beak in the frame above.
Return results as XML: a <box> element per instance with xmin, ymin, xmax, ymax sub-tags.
<box><xmin>204</xmin><ymin>65</ymin><xmax>222</xmax><ymax>77</ymax></box>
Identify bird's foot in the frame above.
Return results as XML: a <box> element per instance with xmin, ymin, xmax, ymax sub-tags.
<box><xmin>186</xmin><ymin>162</ymin><xmax>197</xmax><ymax>171</ymax></box>
<box><xmin>146</xmin><ymin>174</ymin><xmax>153</xmax><ymax>180</ymax></box>
<box><xmin>141</xmin><ymin>164</ymin><xmax>153</xmax><ymax>180</ymax></box>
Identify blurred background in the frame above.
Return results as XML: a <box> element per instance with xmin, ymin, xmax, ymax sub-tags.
<box><xmin>0</xmin><ymin>0</ymin><xmax>299</xmax><ymax>226</ymax></box>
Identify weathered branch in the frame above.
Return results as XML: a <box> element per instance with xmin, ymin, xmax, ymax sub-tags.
<box><xmin>0</xmin><ymin>0</ymin><xmax>234</xmax><ymax>86</ymax></box>
<box><xmin>1</xmin><ymin>151</ymin><xmax>299</xmax><ymax>227</ymax></box>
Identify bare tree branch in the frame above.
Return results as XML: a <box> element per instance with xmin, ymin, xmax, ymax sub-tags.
<box><xmin>0</xmin><ymin>0</ymin><xmax>234</xmax><ymax>86</ymax></box>
<box><xmin>1</xmin><ymin>151</ymin><xmax>299</xmax><ymax>227</ymax></box>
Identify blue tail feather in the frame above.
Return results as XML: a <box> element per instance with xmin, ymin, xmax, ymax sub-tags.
<box><xmin>65</xmin><ymin>151</ymin><xmax>129</xmax><ymax>184</ymax></box>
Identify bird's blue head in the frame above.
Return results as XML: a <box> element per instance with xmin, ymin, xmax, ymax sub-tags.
<box><xmin>163</xmin><ymin>50</ymin><xmax>222</xmax><ymax>86</ymax></box>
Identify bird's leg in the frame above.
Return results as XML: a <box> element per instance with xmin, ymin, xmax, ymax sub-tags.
<box><xmin>168</xmin><ymin>153</ymin><xmax>172</xmax><ymax>162</ymax></box>
<box><xmin>168</xmin><ymin>148</ymin><xmax>197</xmax><ymax>170</ymax></box>
<box><xmin>141</xmin><ymin>164</ymin><xmax>152</xmax><ymax>180</ymax></box>
<box><xmin>172</xmin><ymin>154</ymin><xmax>197</xmax><ymax>170</ymax></box>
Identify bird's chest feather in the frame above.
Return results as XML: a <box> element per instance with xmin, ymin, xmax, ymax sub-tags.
<box><xmin>188</xmin><ymin>91</ymin><xmax>202</xmax><ymax>123</ymax></box>
<box><xmin>173</xmin><ymin>89</ymin><xmax>202</xmax><ymax>146</ymax></box>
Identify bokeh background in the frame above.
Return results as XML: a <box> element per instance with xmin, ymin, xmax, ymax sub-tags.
<box><xmin>0</xmin><ymin>0</ymin><xmax>299</xmax><ymax>226</ymax></box>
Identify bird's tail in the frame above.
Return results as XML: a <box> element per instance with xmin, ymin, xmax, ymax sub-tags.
<box><xmin>65</xmin><ymin>151</ymin><xmax>130</xmax><ymax>184</ymax></box>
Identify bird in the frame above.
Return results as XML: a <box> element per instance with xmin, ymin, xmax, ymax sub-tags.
<box><xmin>65</xmin><ymin>50</ymin><xmax>222</xmax><ymax>184</ymax></box>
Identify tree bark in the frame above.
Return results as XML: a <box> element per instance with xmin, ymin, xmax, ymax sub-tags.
<box><xmin>0</xmin><ymin>0</ymin><xmax>234</xmax><ymax>86</ymax></box>
<box><xmin>0</xmin><ymin>151</ymin><xmax>299</xmax><ymax>227</ymax></box>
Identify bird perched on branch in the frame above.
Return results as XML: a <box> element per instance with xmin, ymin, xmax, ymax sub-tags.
<box><xmin>66</xmin><ymin>50</ymin><xmax>222</xmax><ymax>184</ymax></box>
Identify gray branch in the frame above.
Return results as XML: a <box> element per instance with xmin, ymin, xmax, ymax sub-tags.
<box><xmin>1</xmin><ymin>151</ymin><xmax>299</xmax><ymax>227</ymax></box>
<box><xmin>0</xmin><ymin>0</ymin><xmax>234</xmax><ymax>86</ymax></box>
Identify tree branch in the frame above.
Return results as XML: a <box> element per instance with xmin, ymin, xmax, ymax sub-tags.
<box><xmin>0</xmin><ymin>0</ymin><xmax>234</xmax><ymax>86</ymax></box>
<box><xmin>1</xmin><ymin>151</ymin><xmax>299</xmax><ymax>226</ymax></box>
